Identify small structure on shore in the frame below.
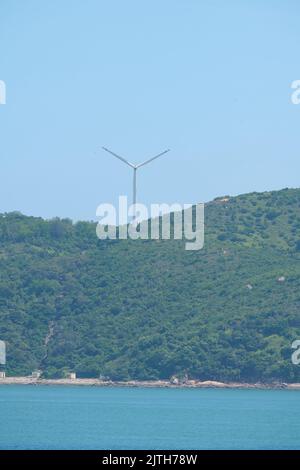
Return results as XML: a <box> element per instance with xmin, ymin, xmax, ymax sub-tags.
<box><xmin>170</xmin><ymin>376</ymin><xmax>179</xmax><ymax>385</ymax></box>
<box><xmin>170</xmin><ymin>374</ymin><xmax>189</xmax><ymax>385</ymax></box>
<box><xmin>0</xmin><ymin>371</ymin><xmax>5</xmax><ymax>379</ymax></box>
<box><xmin>99</xmin><ymin>374</ymin><xmax>110</xmax><ymax>381</ymax></box>
<box><xmin>31</xmin><ymin>370</ymin><xmax>42</xmax><ymax>379</ymax></box>
<box><xmin>67</xmin><ymin>372</ymin><xmax>76</xmax><ymax>380</ymax></box>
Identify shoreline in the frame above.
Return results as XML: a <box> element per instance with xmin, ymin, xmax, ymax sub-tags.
<box><xmin>0</xmin><ymin>377</ymin><xmax>300</xmax><ymax>390</ymax></box>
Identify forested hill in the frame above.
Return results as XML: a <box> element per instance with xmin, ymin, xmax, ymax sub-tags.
<box><xmin>1</xmin><ymin>188</ymin><xmax>300</xmax><ymax>382</ymax></box>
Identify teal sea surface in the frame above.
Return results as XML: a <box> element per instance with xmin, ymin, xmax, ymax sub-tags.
<box><xmin>0</xmin><ymin>386</ymin><xmax>299</xmax><ymax>450</ymax></box>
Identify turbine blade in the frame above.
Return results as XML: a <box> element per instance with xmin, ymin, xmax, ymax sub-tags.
<box><xmin>102</xmin><ymin>147</ymin><xmax>135</xmax><ymax>168</ymax></box>
<box><xmin>136</xmin><ymin>149</ymin><xmax>170</xmax><ymax>168</ymax></box>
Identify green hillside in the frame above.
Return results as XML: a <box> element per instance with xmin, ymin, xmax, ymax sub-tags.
<box><xmin>1</xmin><ymin>187</ymin><xmax>300</xmax><ymax>382</ymax></box>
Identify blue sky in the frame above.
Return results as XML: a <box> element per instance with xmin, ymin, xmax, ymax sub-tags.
<box><xmin>0</xmin><ymin>0</ymin><xmax>299</xmax><ymax>220</ymax></box>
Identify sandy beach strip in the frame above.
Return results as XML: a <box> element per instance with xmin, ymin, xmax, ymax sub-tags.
<box><xmin>0</xmin><ymin>377</ymin><xmax>299</xmax><ymax>389</ymax></box>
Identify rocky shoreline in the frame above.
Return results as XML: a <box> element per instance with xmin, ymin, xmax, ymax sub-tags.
<box><xmin>0</xmin><ymin>377</ymin><xmax>300</xmax><ymax>389</ymax></box>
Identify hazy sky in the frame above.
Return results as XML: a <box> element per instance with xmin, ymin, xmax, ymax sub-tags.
<box><xmin>0</xmin><ymin>0</ymin><xmax>300</xmax><ymax>220</ymax></box>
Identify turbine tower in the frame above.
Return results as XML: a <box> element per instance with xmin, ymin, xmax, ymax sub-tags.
<box><xmin>102</xmin><ymin>147</ymin><xmax>170</xmax><ymax>206</ymax></box>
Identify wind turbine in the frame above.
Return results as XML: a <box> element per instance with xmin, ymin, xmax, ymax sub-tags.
<box><xmin>102</xmin><ymin>147</ymin><xmax>170</xmax><ymax>206</ymax></box>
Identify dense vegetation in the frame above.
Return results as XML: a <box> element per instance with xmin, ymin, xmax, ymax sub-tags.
<box><xmin>1</xmin><ymin>188</ymin><xmax>300</xmax><ymax>382</ymax></box>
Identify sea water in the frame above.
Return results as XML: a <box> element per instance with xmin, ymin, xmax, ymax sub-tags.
<box><xmin>0</xmin><ymin>385</ymin><xmax>299</xmax><ymax>450</ymax></box>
